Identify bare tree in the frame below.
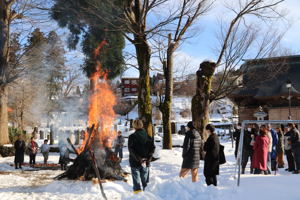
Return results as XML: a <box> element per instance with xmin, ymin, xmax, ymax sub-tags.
<box><xmin>153</xmin><ymin>0</ymin><xmax>212</xmax><ymax>148</ymax></box>
<box><xmin>191</xmin><ymin>0</ymin><xmax>287</xmax><ymax>139</ymax></box>
<box><xmin>82</xmin><ymin>0</ymin><xmax>215</xmax><ymax>137</ymax></box>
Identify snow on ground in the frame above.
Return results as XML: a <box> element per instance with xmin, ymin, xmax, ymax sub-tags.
<box><xmin>1</xmin><ymin>135</ymin><xmax>300</xmax><ymax>200</ymax></box>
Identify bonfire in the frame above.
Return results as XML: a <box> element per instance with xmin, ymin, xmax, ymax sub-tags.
<box><xmin>55</xmin><ymin>41</ymin><xmax>128</xmax><ymax>185</ymax></box>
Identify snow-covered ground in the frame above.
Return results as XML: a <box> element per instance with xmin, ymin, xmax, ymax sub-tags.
<box><xmin>1</xmin><ymin>135</ymin><xmax>300</xmax><ymax>200</ymax></box>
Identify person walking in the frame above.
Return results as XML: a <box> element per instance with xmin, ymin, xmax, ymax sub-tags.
<box><xmin>204</xmin><ymin>124</ymin><xmax>220</xmax><ymax>186</ymax></box>
<box><xmin>287</xmin><ymin>123</ymin><xmax>300</xmax><ymax>174</ymax></box>
<box><xmin>179</xmin><ymin>121</ymin><xmax>204</xmax><ymax>182</ymax></box>
<box><xmin>41</xmin><ymin>139</ymin><xmax>50</xmax><ymax>165</ymax></box>
<box><xmin>276</xmin><ymin>127</ymin><xmax>285</xmax><ymax>168</ymax></box>
<box><xmin>28</xmin><ymin>137</ymin><xmax>38</xmax><ymax>167</ymax></box>
<box><xmin>128</xmin><ymin>119</ymin><xmax>155</xmax><ymax>194</ymax></box>
<box><xmin>284</xmin><ymin>126</ymin><xmax>295</xmax><ymax>172</ymax></box>
<box><xmin>114</xmin><ymin>131</ymin><xmax>125</xmax><ymax>160</ymax></box>
<box><xmin>14</xmin><ymin>135</ymin><xmax>25</xmax><ymax>169</ymax></box>
<box><xmin>252</xmin><ymin>128</ymin><xmax>270</xmax><ymax>174</ymax></box>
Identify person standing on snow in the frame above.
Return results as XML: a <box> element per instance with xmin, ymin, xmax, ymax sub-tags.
<box><xmin>114</xmin><ymin>131</ymin><xmax>125</xmax><ymax>160</ymax></box>
<box><xmin>241</xmin><ymin>124</ymin><xmax>256</xmax><ymax>174</ymax></box>
<box><xmin>204</xmin><ymin>124</ymin><xmax>220</xmax><ymax>186</ymax></box>
<box><xmin>128</xmin><ymin>119</ymin><xmax>155</xmax><ymax>194</ymax></box>
<box><xmin>252</xmin><ymin>128</ymin><xmax>270</xmax><ymax>174</ymax></box>
<box><xmin>287</xmin><ymin>123</ymin><xmax>300</xmax><ymax>174</ymax></box>
<box><xmin>28</xmin><ymin>137</ymin><xmax>38</xmax><ymax>167</ymax></box>
<box><xmin>233</xmin><ymin>123</ymin><xmax>241</xmax><ymax>158</ymax></box>
<box><xmin>179</xmin><ymin>121</ymin><xmax>204</xmax><ymax>182</ymax></box>
<box><xmin>41</xmin><ymin>139</ymin><xmax>50</xmax><ymax>165</ymax></box>
<box><xmin>14</xmin><ymin>135</ymin><xmax>25</xmax><ymax>169</ymax></box>
<box><xmin>284</xmin><ymin>126</ymin><xmax>295</xmax><ymax>172</ymax></box>
<box><xmin>268</xmin><ymin>124</ymin><xmax>278</xmax><ymax>171</ymax></box>
<box><xmin>276</xmin><ymin>126</ymin><xmax>285</xmax><ymax>168</ymax></box>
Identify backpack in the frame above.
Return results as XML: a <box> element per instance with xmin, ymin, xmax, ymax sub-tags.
<box><xmin>219</xmin><ymin>145</ymin><xmax>226</xmax><ymax>165</ymax></box>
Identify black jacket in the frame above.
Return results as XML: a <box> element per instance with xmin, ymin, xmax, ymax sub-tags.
<box><xmin>288</xmin><ymin>128</ymin><xmax>300</xmax><ymax>149</ymax></box>
<box><xmin>204</xmin><ymin>133</ymin><xmax>220</xmax><ymax>176</ymax></box>
<box><xmin>14</xmin><ymin>140</ymin><xmax>25</xmax><ymax>164</ymax></box>
<box><xmin>128</xmin><ymin>129</ymin><xmax>155</xmax><ymax>168</ymax></box>
<box><xmin>181</xmin><ymin>129</ymin><xmax>203</xmax><ymax>169</ymax></box>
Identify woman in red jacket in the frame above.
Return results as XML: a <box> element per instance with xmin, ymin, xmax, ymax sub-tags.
<box><xmin>252</xmin><ymin>128</ymin><xmax>270</xmax><ymax>174</ymax></box>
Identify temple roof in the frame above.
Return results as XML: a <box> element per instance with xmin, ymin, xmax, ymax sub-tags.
<box><xmin>232</xmin><ymin>55</ymin><xmax>300</xmax><ymax>100</ymax></box>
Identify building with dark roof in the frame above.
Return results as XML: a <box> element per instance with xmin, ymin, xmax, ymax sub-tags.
<box><xmin>230</xmin><ymin>55</ymin><xmax>300</xmax><ymax>121</ymax></box>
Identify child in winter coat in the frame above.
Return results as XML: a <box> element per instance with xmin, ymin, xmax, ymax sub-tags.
<box><xmin>41</xmin><ymin>139</ymin><xmax>50</xmax><ymax>164</ymax></box>
<box><xmin>28</xmin><ymin>137</ymin><xmax>38</xmax><ymax>167</ymax></box>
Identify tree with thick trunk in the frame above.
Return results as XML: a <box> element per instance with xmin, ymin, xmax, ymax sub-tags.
<box><xmin>156</xmin><ymin>0</ymin><xmax>212</xmax><ymax>148</ymax></box>
<box><xmin>192</xmin><ymin>62</ymin><xmax>216</xmax><ymax>140</ymax></box>
<box><xmin>191</xmin><ymin>0</ymin><xmax>286</xmax><ymax>140</ymax></box>
<box><xmin>0</xmin><ymin>0</ymin><xmax>13</xmax><ymax>145</ymax></box>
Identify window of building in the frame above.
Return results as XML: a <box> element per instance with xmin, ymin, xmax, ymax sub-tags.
<box><xmin>131</xmin><ymin>80</ymin><xmax>138</xmax><ymax>85</ymax></box>
<box><xmin>124</xmin><ymin>88</ymin><xmax>130</xmax><ymax>92</ymax></box>
<box><xmin>131</xmin><ymin>88</ymin><xmax>137</xmax><ymax>92</ymax></box>
<box><xmin>124</xmin><ymin>80</ymin><xmax>130</xmax><ymax>84</ymax></box>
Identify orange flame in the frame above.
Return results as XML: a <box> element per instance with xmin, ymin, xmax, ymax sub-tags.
<box><xmin>77</xmin><ymin>40</ymin><xmax>116</xmax><ymax>154</ymax></box>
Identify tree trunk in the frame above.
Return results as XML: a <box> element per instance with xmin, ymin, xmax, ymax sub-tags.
<box><xmin>50</xmin><ymin>125</ymin><xmax>54</xmax><ymax>145</ymax></box>
<box><xmin>0</xmin><ymin>86</ymin><xmax>9</xmax><ymax>144</ymax></box>
<box><xmin>160</xmin><ymin>34</ymin><xmax>174</xmax><ymax>149</ymax></box>
<box><xmin>192</xmin><ymin>61</ymin><xmax>216</xmax><ymax>140</ymax></box>
<box><xmin>134</xmin><ymin>36</ymin><xmax>153</xmax><ymax>137</ymax></box>
<box><xmin>0</xmin><ymin>2</ymin><xmax>11</xmax><ymax>145</ymax></box>
<box><xmin>159</xmin><ymin>61</ymin><xmax>173</xmax><ymax>149</ymax></box>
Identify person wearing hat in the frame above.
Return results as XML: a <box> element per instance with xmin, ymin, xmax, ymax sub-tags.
<box><xmin>204</xmin><ymin>124</ymin><xmax>220</xmax><ymax>186</ymax></box>
<box><xmin>179</xmin><ymin>121</ymin><xmax>204</xmax><ymax>182</ymax></box>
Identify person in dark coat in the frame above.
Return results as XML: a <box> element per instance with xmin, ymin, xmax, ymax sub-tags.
<box><xmin>128</xmin><ymin>119</ymin><xmax>155</xmax><ymax>194</ymax></box>
<box><xmin>28</xmin><ymin>137</ymin><xmax>38</xmax><ymax>167</ymax></box>
<box><xmin>204</xmin><ymin>124</ymin><xmax>220</xmax><ymax>186</ymax></box>
<box><xmin>252</xmin><ymin>128</ymin><xmax>270</xmax><ymax>174</ymax></box>
<box><xmin>241</xmin><ymin>124</ymin><xmax>256</xmax><ymax>174</ymax></box>
<box><xmin>14</xmin><ymin>135</ymin><xmax>25</xmax><ymax>169</ymax></box>
<box><xmin>179</xmin><ymin>121</ymin><xmax>204</xmax><ymax>182</ymax></box>
<box><xmin>284</xmin><ymin>126</ymin><xmax>295</xmax><ymax>172</ymax></box>
<box><xmin>276</xmin><ymin>127</ymin><xmax>285</xmax><ymax>168</ymax></box>
<box><xmin>233</xmin><ymin>123</ymin><xmax>241</xmax><ymax>158</ymax></box>
<box><xmin>114</xmin><ymin>131</ymin><xmax>125</xmax><ymax>160</ymax></box>
<box><xmin>287</xmin><ymin>123</ymin><xmax>300</xmax><ymax>174</ymax></box>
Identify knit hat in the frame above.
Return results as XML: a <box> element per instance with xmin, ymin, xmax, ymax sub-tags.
<box><xmin>187</xmin><ymin>121</ymin><xmax>194</xmax><ymax>129</ymax></box>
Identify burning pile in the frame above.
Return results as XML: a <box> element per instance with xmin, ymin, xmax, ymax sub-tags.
<box><xmin>55</xmin><ymin>41</ymin><xmax>127</xmax><ymax>182</ymax></box>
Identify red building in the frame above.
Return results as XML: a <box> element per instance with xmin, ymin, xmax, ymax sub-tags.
<box><xmin>121</xmin><ymin>78</ymin><xmax>139</xmax><ymax>96</ymax></box>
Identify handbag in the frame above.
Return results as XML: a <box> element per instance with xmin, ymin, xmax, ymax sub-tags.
<box><xmin>219</xmin><ymin>144</ymin><xmax>226</xmax><ymax>165</ymax></box>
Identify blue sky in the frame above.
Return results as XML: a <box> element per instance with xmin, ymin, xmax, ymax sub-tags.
<box><xmin>122</xmin><ymin>0</ymin><xmax>300</xmax><ymax>78</ymax></box>
<box><xmin>19</xmin><ymin>0</ymin><xmax>300</xmax><ymax>79</ymax></box>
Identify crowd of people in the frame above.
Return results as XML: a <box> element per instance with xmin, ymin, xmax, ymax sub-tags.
<box><xmin>233</xmin><ymin>122</ymin><xmax>300</xmax><ymax>175</ymax></box>
<box><xmin>14</xmin><ymin>136</ymin><xmax>50</xmax><ymax>169</ymax></box>
<box><xmin>13</xmin><ymin>119</ymin><xmax>300</xmax><ymax>194</ymax></box>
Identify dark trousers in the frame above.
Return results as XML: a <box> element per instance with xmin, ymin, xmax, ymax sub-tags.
<box><xmin>285</xmin><ymin>149</ymin><xmax>295</xmax><ymax>171</ymax></box>
<box><xmin>131</xmin><ymin>166</ymin><xmax>149</xmax><ymax>191</ymax></box>
<box><xmin>29</xmin><ymin>154</ymin><xmax>36</xmax><ymax>165</ymax></box>
<box><xmin>115</xmin><ymin>147</ymin><xmax>123</xmax><ymax>159</ymax></box>
<box><xmin>14</xmin><ymin>162</ymin><xmax>22</xmax><ymax>169</ymax></box>
<box><xmin>205</xmin><ymin>175</ymin><xmax>217</xmax><ymax>186</ymax></box>
<box><xmin>292</xmin><ymin>147</ymin><xmax>300</xmax><ymax>170</ymax></box>
<box><xmin>242</xmin><ymin>150</ymin><xmax>253</xmax><ymax>174</ymax></box>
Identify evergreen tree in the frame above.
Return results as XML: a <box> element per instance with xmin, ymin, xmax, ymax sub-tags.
<box><xmin>51</xmin><ymin>0</ymin><xmax>125</xmax><ymax>79</ymax></box>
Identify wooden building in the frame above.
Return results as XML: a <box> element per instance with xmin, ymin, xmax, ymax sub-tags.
<box><xmin>230</xmin><ymin>55</ymin><xmax>300</xmax><ymax>122</ymax></box>
<box><xmin>121</xmin><ymin>78</ymin><xmax>139</xmax><ymax>96</ymax></box>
